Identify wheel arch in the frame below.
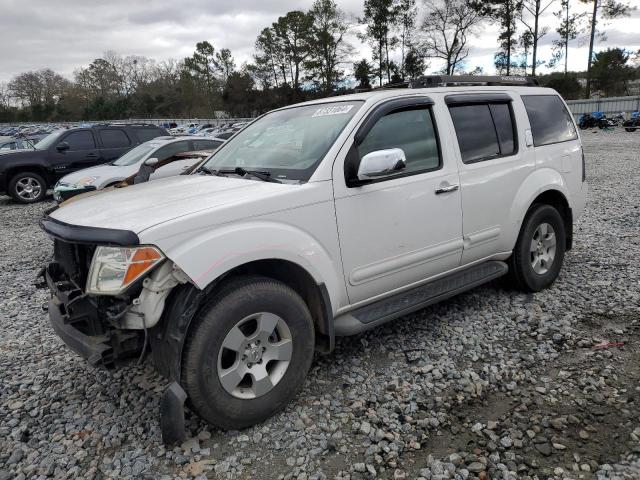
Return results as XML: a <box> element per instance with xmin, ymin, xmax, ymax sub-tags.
<box><xmin>149</xmin><ymin>258</ymin><xmax>336</xmax><ymax>383</ymax></box>
<box><xmin>5</xmin><ymin>165</ymin><xmax>52</xmax><ymax>188</ymax></box>
<box><xmin>510</xmin><ymin>169</ymin><xmax>574</xmax><ymax>251</ymax></box>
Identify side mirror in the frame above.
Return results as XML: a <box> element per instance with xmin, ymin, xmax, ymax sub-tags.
<box><xmin>56</xmin><ymin>142</ymin><xmax>70</xmax><ymax>152</ymax></box>
<box><xmin>144</xmin><ymin>157</ymin><xmax>159</xmax><ymax>167</ymax></box>
<box><xmin>357</xmin><ymin>148</ymin><xmax>406</xmax><ymax>181</ymax></box>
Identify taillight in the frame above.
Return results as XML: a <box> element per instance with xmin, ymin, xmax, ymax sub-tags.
<box><xmin>581</xmin><ymin>148</ymin><xmax>586</xmax><ymax>182</ymax></box>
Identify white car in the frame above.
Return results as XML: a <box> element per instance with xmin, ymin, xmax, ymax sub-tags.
<box><xmin>40</xmin><ymin>75</ymin><xmax>587</xmax><ymax>444</ymax></box>
<box><xmin>53</xmin><ymin>136</ymin><xmax>224</xmax><ymax>202</ymax></box>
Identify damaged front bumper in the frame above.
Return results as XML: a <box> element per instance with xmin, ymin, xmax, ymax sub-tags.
<box><xmin>41</xmin><ymin>262</ymin><xmax>143</xmax><ymax>368</ymax></box>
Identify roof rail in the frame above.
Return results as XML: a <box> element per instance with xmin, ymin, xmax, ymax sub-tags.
<box><xmin>410</xmin><ymin>75</ymin><xmax>539</xmax><ymax>88</ymax></box>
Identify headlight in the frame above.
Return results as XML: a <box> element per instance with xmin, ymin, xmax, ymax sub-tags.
<box><xmin>87</xmin><ymin>246</ymin><xmax>164</xmax><ymax>295</ymax></box>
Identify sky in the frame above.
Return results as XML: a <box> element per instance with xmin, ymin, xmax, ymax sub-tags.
<box><xmin>0</xmin><ymin>0</ymin><xmax>638</xmax><ymax>84</ymax></box>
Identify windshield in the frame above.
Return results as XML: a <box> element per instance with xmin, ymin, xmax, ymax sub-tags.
<box><xmin>112</xmin><ymin>142</ymin><xmax>158</xmax><ymax>166</ymax></box>
<box><xmin>33</xmin><ymin>130</ymin><xmax>64</xmax><ymax>150</ymax></box>
<box><xmin>202</xmin><ymin>101</ymin><xmax>362</xmax><ymax>181</ymax></box>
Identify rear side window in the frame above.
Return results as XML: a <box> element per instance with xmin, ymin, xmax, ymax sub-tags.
<box><xmin>193</xmin><ymin>139</ymin><xmax>223</xmax><ymax>150</ymax></box>
<box><xmin>153</xmin><ymin>141</ymin><xmax>190</xmax><ymax>161</ymax></box>
<box><xmin>521</xmin><ymin>95</ymin><xmax>577</xmax><ymax>146</ymax></box>
<box><xmin>216</xmin><ymin>132</ymin><xmax>234</xmax><ymax>140</ymax></box>
<box><xmin>99</xmin><ymin>129</ymin><xmax>131</xmax><ymax>148</ymax></box>
<box><xmin>134</xmin><ymin>128</ymin><xmax>164</xmax><ymax>143</ymax></box>
<box><xmin>63</xmin><ymin>131</ymin><xmax>95</xmax><ymax>150</ymax></box>
<box><xmin>358</xmin><ymin>107</ymin><xmax>440</xmax><ymax>175</ymax></box>
<box><xmin>449</xmin><ymin>103</ymin><xmax>516</xmax><ymax>163</ymax></box>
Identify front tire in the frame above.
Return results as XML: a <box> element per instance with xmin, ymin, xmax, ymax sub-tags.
<box><xmin>181</xmin><ymin>276</ymin><xmax>315</xmax><ymax>430</ymax></box>
<box><xmin>8</xmin><ymin>171</ymin><xmax>47</xmax><ymax>203</ymax></box>
<box><xmin>507</xmin><ymin>204</ymin><xmax>566</xmax><ymax>292</ymax></box>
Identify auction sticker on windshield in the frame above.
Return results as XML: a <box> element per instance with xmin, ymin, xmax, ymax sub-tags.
<box><xmin>312</xmin><ymin>105</ymin><xmax>354</xmax><ymax>117</ymax></box>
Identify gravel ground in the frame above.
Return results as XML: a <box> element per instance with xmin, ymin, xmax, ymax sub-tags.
<box><xmin>1</xmin><ymin>129</ymin><xmax>639</xmax><ymax>480</ymax></box>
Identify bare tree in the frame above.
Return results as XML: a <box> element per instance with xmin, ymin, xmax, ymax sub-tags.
<box><xmin>420</xmin><ymin>0</ymin><xmax>485</xmax><ymax>75</ymax></box>
<box><xmin>519</xmin><ymin>0</ymin><xmax>555</xmax><ymax>76</ymax></box>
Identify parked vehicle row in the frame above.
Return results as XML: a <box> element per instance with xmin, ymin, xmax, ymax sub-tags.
<box><xmin>0</xmin><ymin>123</ymin><xmax>168</xmax><ymax>203</ymax></box>
<box><xmin>54</xmin><ymin>136</ymin><xmax>224</xmax><ymax>202</ymax></box>
<box><xmin>37</xmin><ymin>75</ymin><xmax>587</xmax><ymax>444</ymax></box>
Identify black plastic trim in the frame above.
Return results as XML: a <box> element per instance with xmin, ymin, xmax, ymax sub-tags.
<box><xmin>445</xmin><ymin>93</ymin><xmax>512</xmax><ymax>105</ymax></box>
<box><xmin>41</xmin><ymin>215</ymin><xmax>139</xmax><ymax>246</ymax></box>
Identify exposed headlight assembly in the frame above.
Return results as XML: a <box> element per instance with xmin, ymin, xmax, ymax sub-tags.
<box><xmin>87</xmin><ymin>246</ymin><xmax>164</xmax><ymax>295</ymax></box>
<box><xmin>76</xmin><ymin>176</ymin><xmax>98</xmax><ymax>187</ymax></box>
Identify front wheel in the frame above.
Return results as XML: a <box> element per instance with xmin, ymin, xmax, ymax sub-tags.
<box><xmin>507</xmin><ymin>204</ymin><xmax>566</xmax><ymax>292</ymax></box>
<box><xmin>181</xmin><ymin>276</ymin><xmax>315</xmax><ymax>430</ymax></box>
<box><xmin>625</xmin><ymin>128</ymin><xmax>637</xmax><ymax>132</ymax></box>
<box><xmin>8</xmin><ymin>171</ymin><xmax>47</xmax><ymax>203</ymax></box>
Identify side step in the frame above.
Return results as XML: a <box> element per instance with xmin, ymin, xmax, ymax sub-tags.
<box><xmin>334</xmin><ymin>260</ymin><xmax>508</xmax><ymax>336</ymax></box>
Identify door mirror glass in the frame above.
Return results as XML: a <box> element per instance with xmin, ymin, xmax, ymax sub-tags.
<box><xmin>56</xmin><ymin>141</ymin><xmax>70</xmax><ymax>152</ymax></box>
<box><xmin>357</xmin><ymin>148</ymin><xmax>406</xmax><ymax>181</ymax></box>
<box><xmin>144</xmin><ymin>157</ymin><xmax>159</xmax><ymax>166</ymax></box>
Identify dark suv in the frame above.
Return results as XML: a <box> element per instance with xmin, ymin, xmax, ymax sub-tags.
<box><xmin>0</xmin><ymin>123</ymin><xmax>168</xmax><ymax>203</ymax></box>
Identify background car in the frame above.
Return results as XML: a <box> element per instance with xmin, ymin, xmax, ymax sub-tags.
<box><xmin>53</xmin><ymin>136</ymin><xmax>224</xmax><ymax>202</ymax></box>
<box><xmin>0</xmin><ymin>123</ymin><xmax>168</xmax><ymax>203</ymax></box>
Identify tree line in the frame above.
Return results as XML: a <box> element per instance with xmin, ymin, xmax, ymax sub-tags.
<box><xmin>0</xmin><ymin>0</ymin><xmax>637</xmax><ymax>123</ymax></box>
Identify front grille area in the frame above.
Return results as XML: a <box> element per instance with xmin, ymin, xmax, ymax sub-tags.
<box><xmin>53</xmin><ymin>239</ymin><xmax>96</xmax><ymax>289</ymax></box>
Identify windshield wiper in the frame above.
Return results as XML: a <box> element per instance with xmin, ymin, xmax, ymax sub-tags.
<box><xmin>217</xmin><ymin>167</ymin><xmax>282</xmax><ymax>183</ymax></box>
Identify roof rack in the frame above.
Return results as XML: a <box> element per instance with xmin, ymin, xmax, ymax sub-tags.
<box><xmin>410</xmin><ymin>75</ymin><xmax>539</xmax><ymax>88</ymax></box>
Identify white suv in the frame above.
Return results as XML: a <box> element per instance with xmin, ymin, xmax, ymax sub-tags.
<box><xmin>39</xmin><ymin>76</ymin><xmax>587</xmax><ymax>444</ymax></box>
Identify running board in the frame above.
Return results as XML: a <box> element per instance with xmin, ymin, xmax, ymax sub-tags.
<box><xmin>334</xmin><ymin>261</ymin><xmax>508</xmax><ymax>336</ymax></box>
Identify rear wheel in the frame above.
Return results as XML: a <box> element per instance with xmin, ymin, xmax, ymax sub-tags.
<box><xmin>506</xmin><ymin>204</ymin><xmax>566</xmax><ymax>292</ymax></box>
<box><xmin>181</xmin><ymin>276</ymin><xmax>315</xmax><ymax>429</ymax></box>
<box><xmin>625</xmin><ymin>128</ymin><xmax>636</xmax><ymax>132</ymax></box>
<box><xmin>8</xmin><ymin>171</ymin><xmax>47</xmax><ymax>203</ymax></box>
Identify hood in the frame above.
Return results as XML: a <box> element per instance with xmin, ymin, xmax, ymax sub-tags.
<box><xmin>57</xmin><ymin>164</ymin><xmax>133</xmax><ymax>186</ymax></box>
<box><xmin>50</xmin><ymin>174</ymin><xmax>298</xmax><ymax>234</ymax></box>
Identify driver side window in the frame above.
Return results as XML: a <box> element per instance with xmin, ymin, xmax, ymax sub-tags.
<box><xmin>358</xmin><ymin>107</ymin><xmax>441</xmax><ymax>176</ymax></box>
<box><xmin>62</xmin><ymin>131</ymin><xmax>96</xmax><ymax>151</ymax></box>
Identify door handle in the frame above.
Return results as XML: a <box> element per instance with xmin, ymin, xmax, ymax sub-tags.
<box><xmin>435</xmin><ymin>184</ymin><xmax>459</xmax><ymax>194</ymax></box>
<box><xmin>86</xmin><ymin>153</ymin><xmax>98</xmax><ymax>159</ymax></box>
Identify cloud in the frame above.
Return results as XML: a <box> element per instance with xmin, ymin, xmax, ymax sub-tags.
<box><xmin>0</xmin><ymin>0</ymin><xmax>636</xmax><ymax>84</ymax></box>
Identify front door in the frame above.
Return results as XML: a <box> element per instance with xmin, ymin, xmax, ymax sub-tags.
<box><xmin>50</xmin><ymin>130</ymin><xmax>102</xmax><ymax>176</ymax></box>
<box><xmin>333</xmin><ymin>98</ymin><xmax>463</xmax><ymax>305</ymax></box>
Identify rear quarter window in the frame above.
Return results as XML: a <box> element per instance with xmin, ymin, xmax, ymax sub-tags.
<box><xmin>521</xmin><ymin>95</ymin><xmax>577</xmax><ymax>146</ymax></box>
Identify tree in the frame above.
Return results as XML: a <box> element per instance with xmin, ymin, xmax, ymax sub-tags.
<box><xmin>184</xmin><ymin>41</ymin><xmax>220</xmax><ymax>112</ymax></box>
<box><xmin>590</xmin><ymin>47</ymin><xmax>634</xmax><ymax>96</ymax></box>
<box><xmin>550</xmin><ymin>0</ymin><xmax>583</xmax><ymax>75</ymax></box>
<box><xmin>403</xmin><ymin>47</ymin><xmax>427</xmax><ymax>79</ymax></box>
<box><xmin>394</xmin><ymin>0</ymin><xmax>418</xmax><ymax>80</ymax></box>
<box><xmin>354</xmin><ymin>58</ymin><xmax>374</xmax><ymax>89</ymax></box>
<box><xmin>542</xmin><ymin>72</ymin><xmax>582</xmax><ymax>98</ymax></box>
<box><xmin>360</xmin><ymin>0</ymin><xmax>397</xmax><ymax>86</ymax></box>
<box><xmin>421</xmin><ymin>0</ymin><xmax>485</xmax><ymax>75</ymax></box>
<box><xmin>272</xmin><ymin>11</ymin><xmax>314</xmax><ymax>92</ymax></box>
<box><xmin>307</xmin><ymin>0</ymin><xmax>352</xmax><ymax>93</ymax></box>
<box><xmin>579</xmin><ymin>0</ymin><xmax>632</xmax><ymax>98</ymax></box>
<box><xmin>216</xmin><ymin>48</ymin><xmax>236</xmax><ymax>82</ymax></box>
<box><xmin>519</xmin><ymin>0</ymin><xmax>555</xmax><ymax>76</ymax></box>
<box><xmin>480</xmin><ymin>0</ymin><xmax>523</xmax><ymax>75</ymax></box>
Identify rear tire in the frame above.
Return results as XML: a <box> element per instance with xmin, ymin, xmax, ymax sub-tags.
<box><xmin>181</xmin><ymin>276</ymin><xmax>315</xmax><ymax>430</ymax></box>
<box><xmin>506</xmin><ymin>204</ymin><xmax>566</xmax><ymax>292</ymax></box>
<box><xmin>8</xmin><ymin>171</ymin><xmax>47</xmax><ymax>203</ymax></box>
<box><xmin>625</xmin><ymin>128</ymin><xmax>636</xmax><ymax>132</ymax></box>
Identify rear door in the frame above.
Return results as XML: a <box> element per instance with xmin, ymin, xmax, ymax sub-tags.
<box><xmin>445</xmin><ymin>92</ymin><xmax>536</xmax><ymax>264</ymax></box>
<box><xmin>49</xmin><ymin>130</ymin><xmax>101</xmax><ymax>176</ymax></box>
<box><xmin>97</xmin><ymin>128</ymin><xmax>133</xmax><ymax>162</ymax></box>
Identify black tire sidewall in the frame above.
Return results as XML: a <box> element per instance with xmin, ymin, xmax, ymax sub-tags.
<box><xmin>9</xmin><ymin>171</ymin><xmax>47</xmax><ymax>203</ymax></box>
<box><xmin>182</xmin><ymin>278</ymin><xmax>315</xmax><ymax>430</ymax></box>
<box><xmin>514</xmin><ymin>204</ymin><xmax>566</xmax><ymax>292</ymax></box>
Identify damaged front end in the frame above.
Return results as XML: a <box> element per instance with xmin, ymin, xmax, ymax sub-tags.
<box><xmin>38</xmin><ymin>216</ymin><xmax>195</xmax><ymax>444</ymax></box>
